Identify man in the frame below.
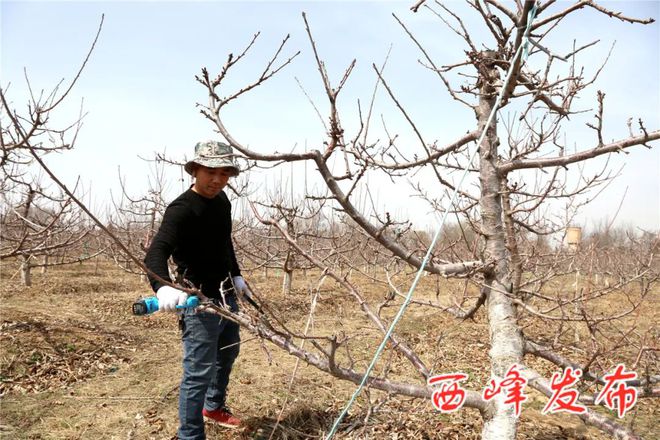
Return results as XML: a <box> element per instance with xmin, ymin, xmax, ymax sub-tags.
<box><xmin>144</xmin><ymin>140</ymin><xmax>249</xmax><ymax>439</ymax></box>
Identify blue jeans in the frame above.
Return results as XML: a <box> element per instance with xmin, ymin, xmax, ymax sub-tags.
<box><xmin>177</xmin><ymin>295</ymin><xmax>240</xmax><ymax>440</ymax></box>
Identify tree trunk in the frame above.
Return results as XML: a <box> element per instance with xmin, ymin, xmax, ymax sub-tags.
<box><xmin>282</xmin><ymin>250</ymin><xmax>293</xmax><ymax>294</ymax></box>
<box><xmin>282</xmin><ymin>219</ymin><xmax>295</xmax><ymax>294</ymax></box>
<box><xmin>20</xmin><ymin>189</ymin><xmax>36</xmax><ymax>287</ymax></box>
<box><xmin>282</xmin><ymin>269</ymin><xmax>292</xmax><ymax>294</ymax></box>
<box><xmin>501</xmin><ymin>186</ymin><xmax>522</xmax><ymax>293</ymax></box>
<box><xmin>20</xmin><ymin>255</ymin><xmax>32</xmax><ymax>286</ymax></box>
<box><xmin>477</xmin><ymin>55</ymin><xmax>524</xmax><ymax>440</ymax></box>
<box><xmin>41</xmin><ymin>255</ymin><xmax>48</xmax><ymax>274</ymax></box>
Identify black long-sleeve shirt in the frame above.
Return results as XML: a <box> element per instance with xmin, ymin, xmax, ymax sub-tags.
<box><xmin>144</xmin><ymin>188</ymin><xmax>241</xmax><ymax>299</ymax></box>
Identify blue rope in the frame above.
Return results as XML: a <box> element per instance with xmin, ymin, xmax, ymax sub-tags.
<box><xmin>325</xmin><ymin>4</ymin><xmax>538</xmax><ymax>439</ymax></box>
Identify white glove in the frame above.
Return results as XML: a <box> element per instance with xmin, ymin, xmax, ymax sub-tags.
<box><xmin>156</xmin><ymin>286</ymin><xmax>188</xmax><ymax>312</ymax></box>
<box><xmin>232</xmin><ymin>276</ymin><xmax>250</xmax><ymax>296</ymax></box>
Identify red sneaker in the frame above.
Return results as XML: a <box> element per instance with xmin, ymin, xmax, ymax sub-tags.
<box><xmin>202</xmin><ymin>407</ymin><xmax>241</xmax><ymax>429</ymax></box>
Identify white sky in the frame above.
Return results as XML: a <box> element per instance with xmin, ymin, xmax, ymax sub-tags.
<box><xmin>2</xmin><ymin>1</ymin><xmax>659</xmax><ymax>233</ymax></box>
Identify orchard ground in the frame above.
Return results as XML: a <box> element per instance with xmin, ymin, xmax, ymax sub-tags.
<box><xmin>0</xmin><ymin>260</ymin><xmax>657</xmax><ymax>439</ymax></box>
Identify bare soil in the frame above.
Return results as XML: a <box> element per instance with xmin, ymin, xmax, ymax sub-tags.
<box><xmin>0</xmin><ymin>261</ymin><xmax>657</xmax><ymax>439</ymax></box>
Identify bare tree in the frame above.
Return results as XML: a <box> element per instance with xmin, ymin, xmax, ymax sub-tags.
<box><xmin>103</xmin><ymin>158</ymin><xmax>173</xmax><ymax>279</ymax></box>
<box><xmin>191</xmin><ymin>2</ymin><xmax>658</xmax><ymax>439</ymax></box>
<box><xmin>0</xmin><ymin>16</ymin><xmax>106</xmax><ymax>286</ymax></box>
<box><xmin>0</xmin><ymin>177</ymin><xmax>103</xmax><ymax>285</ymax></box>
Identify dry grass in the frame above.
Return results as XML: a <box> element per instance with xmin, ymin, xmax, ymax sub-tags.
<box><xmin>0</xmin><ymin>260</ymin><xmax>657</xmax><ymax>439</ymax></box>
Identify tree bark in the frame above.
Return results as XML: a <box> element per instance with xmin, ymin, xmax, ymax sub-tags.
<box><xmin>40</xmin><ymin>255</ymin><xmax>48</xmax><ymax>274</ymax></box>
<box><xmin>501</xmin><ymin>186</ymin><xmax>522</xmax><ymax>293</ymax></box>
<box><xmin>282</xmin><ymin>265</ymin><xmax>293</xmax><ymax>294</ymax></box>
<box><xmin>282</xmin><ymin>218</ymin><xmax>295</xmax><ymax>294</ymax></box>
<box><xmin>19</xmin><ymin>189</ymin><xmax>36</xmax><ymax>287</ymax></box>
<box><xmin>20</xmin><ymin>255</ymin><xmax>32</xmax><ymax>287</ymax></box>
<box><xmin>477</xmin><ymin>56</ymin><xmax>525</xmax><ymax>440</ymax></box>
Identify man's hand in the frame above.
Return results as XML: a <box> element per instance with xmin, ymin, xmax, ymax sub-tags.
<box><xmin>156</xmin><ymin>286</ymin><xmax>188</xmax><ymax>312</ymax></box>
<box><xmin>232</xmin><ymin>276</ymin><xmax>250</xmax><ymax>296</ymax></box>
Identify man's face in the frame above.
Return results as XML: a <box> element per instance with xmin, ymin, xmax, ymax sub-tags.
<box><xmin>192</xmin><ymin>165</ymin><xmax>233</xmax><ymax>198</ymax></box>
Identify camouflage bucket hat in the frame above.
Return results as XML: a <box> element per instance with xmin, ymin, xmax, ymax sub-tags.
<box><xmin>184</xmin><ymin>141</ymin><xmax>240</xmax><ymax>176</ymax></box>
